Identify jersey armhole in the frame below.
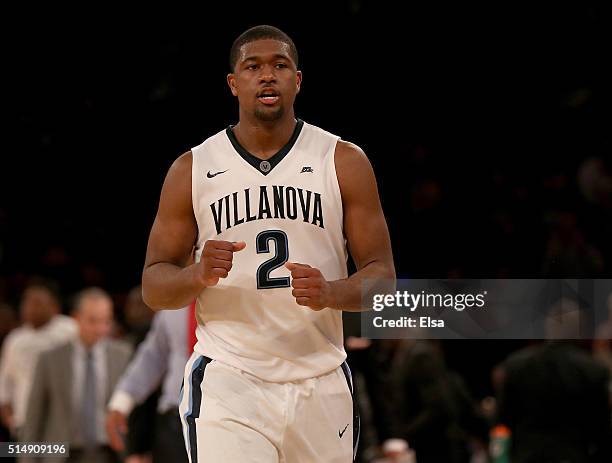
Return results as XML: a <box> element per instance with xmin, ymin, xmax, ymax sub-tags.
<box><xmin>329</xmin><ymin>136</ymin><xmax>344</xmax><ymax>231</ymax></box>
<box><xmin>190</xmin><ymin>147</ymin><xmax>202</xmax><ymax>263</ymax></box>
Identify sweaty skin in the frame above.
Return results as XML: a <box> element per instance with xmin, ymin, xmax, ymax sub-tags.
<box><xmin>142</xmin><ymin>39</ymin><xmax>395</xmax><ymax>311</ymax></box>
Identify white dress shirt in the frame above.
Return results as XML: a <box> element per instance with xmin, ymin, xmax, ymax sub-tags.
<box><xmin>108</xmin><ymin>308</ymin><xmax>189</xmax><ymax>415</ymax></box>
<box><xmin>0</xmin><ymin>315</ymin><xmax>77</xmax><ymax>430</ymax></box>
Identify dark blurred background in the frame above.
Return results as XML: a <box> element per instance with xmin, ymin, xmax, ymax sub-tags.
<box><xmin>2</xmin><ymin>0</ymin><xmax>611</xmax><ymax>393</ymax></box>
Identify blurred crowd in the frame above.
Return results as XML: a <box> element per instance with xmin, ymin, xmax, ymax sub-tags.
<box><xmin>0</xmin><ymin>277</ymin><xmax>610</xmax><ymax>462</ymax></box>
<box><xmin>394</xmin><ymin>147</ymin><xmax>612</xmax><ymax>280</ymax></box>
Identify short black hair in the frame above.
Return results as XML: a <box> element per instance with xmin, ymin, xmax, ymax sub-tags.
<box><xmin>229</xmin><ymin>25</ymin><xmax>298</xmax><ymax>72</ymax></box>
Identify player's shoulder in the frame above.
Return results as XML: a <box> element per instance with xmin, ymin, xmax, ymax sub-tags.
<box><xmin>334</xmin><ymin>139</ymin><xmax>371</xmax><ymax>172</ymax></box>
<box><xmin>163</xmin><ymin>151</ymin><xmax>193</xmax><ymax>189</ymax></box>
<box><xmin>335</xmin><ymin>139</ymin><xmax>367</xmax><ymax>158</ymax></box>
<box><xmin>302</xmin><ymin>120</ymin><xmax>336</xmax><ymax>137</ymax></box>
<box><xmin>302</xmin><ymin>121</ymin><xmax>369</xmax><ymax>166</ymax></box>
<box><xmin>332</xmin><ymin>138</ymin><xmax>377</xmax><ymax>199</ymax></box>
<box><xmin>301</xmin><ymin>121</ymin><xmax>346</xmax><ymax>148</ymax></box>
<box><xmin>159</xmin><ymin>151</ymin><xmax>194</xmax><ymax>210</ymax></box>
<box><xmin>172</xmin><ymin>126</ymin><xmax>229</xmax><ymax>168</ymax></box>
<box><xmin>191</xmin><ymin>127</ymin><xmax>229</xmax><ymax>157</ymax></box>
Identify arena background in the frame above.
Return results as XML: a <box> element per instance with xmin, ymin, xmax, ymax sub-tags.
<box><xmin>1</xmin><ymin>0</ymin><xmax>611</xmax><ymax>443</ymax></box>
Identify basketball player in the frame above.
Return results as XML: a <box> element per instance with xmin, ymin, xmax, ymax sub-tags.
<box><xmin>142</xmin><ymin>25</ymin><xmax>394</xmax><ymax>463</ymax></box>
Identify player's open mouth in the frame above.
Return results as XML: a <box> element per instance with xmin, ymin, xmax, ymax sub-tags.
<box><xmin>257</xmin><ymin>91</ymin><xmax>280</xmax><ymax>105</ymax></box>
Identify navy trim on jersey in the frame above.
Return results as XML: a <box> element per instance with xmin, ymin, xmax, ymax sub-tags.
<box><xmin>226</xmin><ymin>119</ymin><xmax>304</xmax><ymax>175</ymax></box>
<box><xmin>186</xmin><ymin>355</ymin><xmax>213</xmax><ymax>463</ymax></box>
<box><xmin>341</xmin><ymin>361</ymin><xmax>361</xmax><ymax>462</ymax></box>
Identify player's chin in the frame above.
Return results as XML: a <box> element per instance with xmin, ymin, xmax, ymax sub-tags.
<box><xmin>254</xmin><ymin>104</ymin><xmax>284</xmax><ymax>122</ymax></box>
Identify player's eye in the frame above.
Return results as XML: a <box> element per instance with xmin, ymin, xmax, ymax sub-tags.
<box><xmin>275</xmin><ymin>63</ymin><xmax>288</xmax><ymax>69</ymax></box>
<box><xmin>247</xmin><ymin>64</ymin><xmax>258</xmax><ymax>70</ymax></box>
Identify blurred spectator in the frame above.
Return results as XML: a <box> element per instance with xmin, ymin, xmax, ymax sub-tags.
<box><xmin>122</xmin><ymin>286</ymin><xmax>155</xmax><ymax>347</ymax></box>
<box><xmin>20</xmin><ymin>287</ymin><xmax>132</xmax><ymax>463</ymax></box>
<box><xmin>497</xmin><ymin>304</ymin><xmax>612</xmax><ymax>462</ymax></box>
<box><xmin>114</xmin><ymin>286</ymin><xmax>158</xmax><ymax>462</ymax></box>
<box><xmin>0</xmin><ymin>279</ymin><xmax>77</xmax><ymax>437</ymax></box>
<box><xmin>106</xmin><ymin>304</ymin><xmax>193</xmax><ymax>463</ymax></box>
<box><xmin>541</xmin><ymin>211</ymin><xmax>604</xmax><ymax>277</ymax></box>
<box><xmin>390</xmin><ymin>340</ymin><xmax>487</xmax><ymax>463</ymax></box>
<box><xmin>577</xmin><ymin>157</ymin><xmax>612</xmax><ymax>208</ymax></box>
<box><xmin>344</xmin><ymin>337</ymin><xmax>393</xmax><ymax>462</ymax></box>
<box><xmin>0</xmin><ymin>302</ymin><xmax>18</xmax><ymax>460</ymax></box>
<box><xmin>0</xmin><ymin>303</ymin><xmax>17</xmax><ymax>347</ymax></box>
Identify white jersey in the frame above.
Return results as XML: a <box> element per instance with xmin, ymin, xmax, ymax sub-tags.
<box><xmin>191</xmin><ymin>120</ymin><xmax>348</xmax><ymax>382</ymax></box>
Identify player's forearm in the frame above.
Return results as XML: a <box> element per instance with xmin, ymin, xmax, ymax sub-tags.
<box><xmin>142</xmin><ymin>263</ymin><xmax>204</xmax><ymax>310</ymax></box>
<box><xmin>329</xmin><ymin>260</ymin><xmax>396</xmax><ymax>312</ymax></box>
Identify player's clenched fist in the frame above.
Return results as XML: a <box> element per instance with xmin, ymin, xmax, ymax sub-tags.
<box><xmin>195</xmin><ymin>240</ymin><xmax>246</xmax><ymax>287</ymax></box>
<box><xmin>285</xmin><ymin>262</ymin><xmax>337</xmax><ymax>311</ymax></box>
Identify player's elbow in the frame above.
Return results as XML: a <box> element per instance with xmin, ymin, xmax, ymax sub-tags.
<box><xmin>378</xmin><ymin>260</ymin><xmax>396</xmax><ymax>282</ymax></box>
<box><xmin>141</xmin><ymin>276</ymin><xmax>189</xmax><ymax>311</ymax></box>
<box><xmin>141</xmin><ymin>275</ymin><xmax>166</xmax><ymax>312</ymax></box>
<box><xmin>378</xmin><ymin>261</ymin><xmax>397</xmax><ymax>293</ymax></box>
<box><xmin>143</xmin><ymin>299</ymin><xmax>165</xmax><ymax>312</ymax></box>
<box><xmin>141</xmin><ymin>290</ymin><xmax>162</xmax><ymax>312</ymax></box>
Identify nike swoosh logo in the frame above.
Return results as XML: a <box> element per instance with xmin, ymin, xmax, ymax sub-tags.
<box><xmin>207</xmin><ymin>169</ymin><xmax>228</xmax><ymax>178</ymax></box>
<box><xmin>338</xmin><ymin>424</ymin><xmax>349</xmax><ymax>438</ymax></box>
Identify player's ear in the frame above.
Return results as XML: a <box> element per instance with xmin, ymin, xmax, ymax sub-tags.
<box><xmin>296</xmin><ymin>70</ymin><xmax>302</xmax><ymax>94</ymax></box>
<box><xmin>227</xmin><ymin>73</ymin><xmax>238</xmax><ymax>97</ymax></box>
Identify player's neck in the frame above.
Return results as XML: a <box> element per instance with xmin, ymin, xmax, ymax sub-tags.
<box><xmin>233</xmin><ymin>111</ymin><xmax>297</xmax><ymax>160</ymax></box>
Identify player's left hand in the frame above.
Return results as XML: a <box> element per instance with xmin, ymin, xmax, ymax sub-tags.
<box><xmin>285</xmin><ymin>262</ymin><xmax>336</xmax><ymax>311</ymax></box>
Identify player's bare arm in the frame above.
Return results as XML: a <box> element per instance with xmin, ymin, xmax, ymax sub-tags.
<box><xmin>286</xmin><ymin>140</ymin><xmax>395</xmax><ymax>311</ymax></box>
<box><xmin>142</xmin><ymin>151</ymin><xmax>245</xmax><ymax>310</ymax></box>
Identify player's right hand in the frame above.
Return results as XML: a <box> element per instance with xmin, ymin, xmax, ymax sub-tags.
<box><xmin>106</xmin><ymin>410</ymin><xmax>128</xmax><ymax>453</ymax></box>
<box><xmin>196</xmin><ymin>240</ymin><xmax>246</xmax><ymax>287</ymax></box>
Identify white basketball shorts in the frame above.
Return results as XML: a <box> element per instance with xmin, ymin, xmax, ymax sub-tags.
<box><xmin>178</xmin><ymin>353</ymin><xmax>359</xmax><ymax>462</ymax></box>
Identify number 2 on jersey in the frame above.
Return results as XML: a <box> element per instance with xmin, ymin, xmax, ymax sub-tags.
<box><xmin>256</xmin><ymin>230</ymin><xmax>290</xmax><ymax>289</ymax></box>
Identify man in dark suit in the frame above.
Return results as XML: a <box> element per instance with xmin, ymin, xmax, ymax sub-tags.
<box><xmin>391</xmin><ymin>340</ymin><xmax>486</xmax><ymax>463</ymax></box>
<box><xmin>498</xmin><ymin>312</ymin><xmax>611</xmax><ymax>463</ymax></box>
<box><xmin>21</xmin><ymin>288</ymin><xmax>132</xmax><ymax>463</ymax></box>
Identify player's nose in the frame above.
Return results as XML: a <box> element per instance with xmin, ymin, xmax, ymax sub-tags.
<box><xmin>259</xmin><ymin>64</ymin><xmax>277</xmax><ymax>83</ymax></box>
